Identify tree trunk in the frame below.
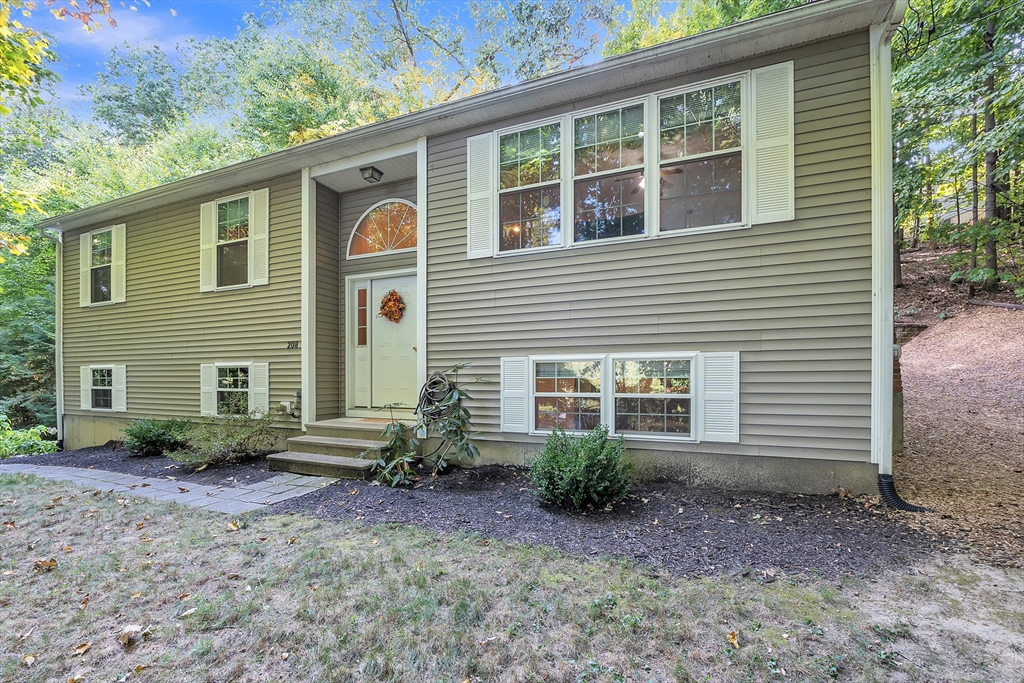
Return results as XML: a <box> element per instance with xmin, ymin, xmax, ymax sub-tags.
<box><xmin>894</xmin><ymin>198</ymin><xmax>903</xmax><ymax>288</ymax></box>
<box><xmin>983</xmin><ymin>18</ymin><xmax>998</xmax><ymax>290</ymax></box>
<box><xmin>969</xmin><ymin>112</ymin><xmax>979</xmax><ymax>299</ymax></box>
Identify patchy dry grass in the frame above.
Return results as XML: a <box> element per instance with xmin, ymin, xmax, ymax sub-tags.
<box><xmin>1</xmin><ymin>474</ymin><xmax>1021</xmax><ymax>683</ymax></box>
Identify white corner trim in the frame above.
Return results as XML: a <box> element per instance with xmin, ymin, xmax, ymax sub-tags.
<box><xmin>300</xmin><ymin>168</ymin><xmax>316</xmax><ymax>428</ymax></box>
<box><xmin>416</xmin><ymin>137</ymin><xmax>428</xmax><ymax>391</ymax></box>
<box><xmin>870</xmin><ymin>23</ymin><xmax>894</xmax><ymax>474</ymax></box>
<box><xmin>54</xmin><ymin>232</ymin><xmax>64</xmax><ymax>441</ymax></box>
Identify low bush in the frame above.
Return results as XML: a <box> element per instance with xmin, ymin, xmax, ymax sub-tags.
<box><xmin>122</xmin><ymin>417</ymin><xmax>193</xmax><ymax>457</ymax></box>
<box><xmin>528</xmin><ymin>424</ymin><xmax>632</xmax><ymax>510</ymax></box>
<box><xmin>168</xmin><ymin>410</ymin><xmax>280</xmax><ymax>469</ymax></box>
<box><xmin>0</xmin><ymin>414</ymin><xmax>57</xmax><ymax>458</ymax></box>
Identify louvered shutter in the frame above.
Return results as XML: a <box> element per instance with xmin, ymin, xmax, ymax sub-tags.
<box><xmin>79</xmin><ymin>233</ymin><xmax>91</xmax><ymax>307</ymax></box>
<box><xmin>112</xmin><ymin>365</ymin><xmax>127</xmax><ymax>412</ymax></box>
<box><xmin>466</xmin><ymin>132</ymin><xmax>495</xmax><ymax>259</ymax></box>
<box><xmin>750</xmin><ymin>62</ymin><xmax>795</xmax><ymax>224</ymax></box>
<box><xmin>699</xmin><ymin>352</ymin><xmax>740</xmax><ymax>443</ymax></box>
<box><xmin>250</xmin><ymin>189</ymin><xmax>270</xmax><ymax>286</ymax></box>
<box><xmin>250</xmin><ymin>362</ymin><xmax>270</xmax><ymax>413</ymax></box>
<box><xmin>500</xmin><ymin>357</ymin><xmax>529</xmax><ymax>433</ymax></box>
<box><xmin>200</xmin><ymin>364</ymin><xmax>216</xmax><ymax>416</ymax></box>
<box><xmin>111</xmin><ymin>224</ymin><xmax>127</xmax><ymax>303</ymax></box>
<box><xmin>199</xmin><ymin>201</ymin><xmax>217</xmax><ymax>292</ymax></box>
<box><xmin>80</xmin><ymin>367</ymin><xmax>92</xmax><ymax>410</ymax></box>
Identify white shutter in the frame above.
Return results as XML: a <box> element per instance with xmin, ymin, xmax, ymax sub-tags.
<box><xmin>466</xmin><ymin>132</ymin><xmax>495</xmax><ymax>259</ymax></box>
<box><xmin>112</xmin><ymin>364</ymin><xmax>127</xmax><ymax>412</ymax></box>
<box><xmin>750</xmin><ymin>62</ymin><xmax>795</xmax><ymax>224</ymax></box>
<box><xmin>199</xmin><ymin>201</ymin><xmax>218</xmax><ymax>292</ymax></box>
<box><xmin>500</xmin><ymin>357</ymin><xmax>529</xmax><ymax>433</ymax></box>
<box><xmin>699</xmin><ymin>352</ymin><xmax>740</xmax><ymax>443</ymax></box>
<box><xmin>249</xmin><ymin>188</ymin><xmax>270</xmax><ymax>286</ymax></box>
<box><xmin>110</xmin><ymin>224</ymin><xmax>126</xmax><ymax>303</ymax></box>
<box><xmin>80</xmin><ymin>366</ymin><xmax>92</xmax><ymax>410</ymax></box>
<box><xmin>79</xmin><ymin>233</ymin><xmax>91</xmax><ymax>307</ymax></box>
<box><xmin>250</xmin><ymin>362</ymin><xmax>270</xmax><ymax>414</ymax></box>
<box><xmin>200</xmin><ymin>363</ymin><xmax>216</xmax><ymax>416</ymax></box>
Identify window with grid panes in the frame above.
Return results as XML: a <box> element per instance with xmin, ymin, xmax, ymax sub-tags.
<box><xmin>498</xmin><ymin>124</ymin><xmax>562</xmax><ymax>252</ymax></box>
<box><xmin>613</xmin><ymin>359</ymin><xmax>692</xmax><ymax>436</ymax></box>
<box><xmin>533</xmin><ymin>361</ymin><xmax>602</xmax><ymax>431</ymax></box>
<box><xmin>573</xmin><ymin>103</ymin><xmax>646</xmax><ymax>242</ymax></box>
<box><xmin>217</xmin><ymin>366</ymin><xmax>250</xmax><ymax>415</ymax></box>
<box><xmin>217</xmin><ymin>197</ymin><xmax>250</xmax><ymax>287</ymax></box>
<box><xmin>659</xmin><ymin>81</ymin><xmax>743</xmax><ymax>231</ymax></box>
<box><xmin>91</xmin><ymin>368</ymin><xmax>113</xmax><ymax>409</ymax></box>
<box><xmin>90</xmin><ymin>229</ymin><xmax>113</xmax><ymax>303</ymax></box>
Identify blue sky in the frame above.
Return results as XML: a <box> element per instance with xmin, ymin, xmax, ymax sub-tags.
<box><xmin>27</xmin><ymin>0</ymin><xmax>263</xmax><ymax>111</ymax></box>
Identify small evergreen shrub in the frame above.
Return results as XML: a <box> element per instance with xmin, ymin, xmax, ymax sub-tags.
<box><xmin>168</xmin><ymin>410</ymin><xmax>281</xmax><ymax>469</ymax></box>
<box><xmin>122</xmin><ymin>417</ymin><xmax>193</xmax><ymax>457</ymax></box>
<box><xmin>0</xmin><ymin>414</ymin><xmax>57</xmax><ymax>458</ymax></box>
<box><xmin>528</xmin><ymin>424</ymin><xmax>632</xmax><ymax>510</ymax></box>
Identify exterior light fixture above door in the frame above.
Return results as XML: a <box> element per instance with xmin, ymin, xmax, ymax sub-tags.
<box><xmin>360</xmin><ymin>165</ymin><xmax>384</xmax><ymax>183</ymax></box>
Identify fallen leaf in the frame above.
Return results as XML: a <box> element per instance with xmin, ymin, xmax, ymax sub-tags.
<box><xmin>117</xmin><ymin>625</ymin><xmax>149</xmax><ymax>648</ymax></box>
<box><xmin>17</xmin><ymin>627</ymin><xmax>34</xmax><ymax>641</ymax></box>
<box><xmin>34</xmin><ymin>558</ymin><xmax>58</xmax><ymax>572</ymax></box>
<box><xmin>52</xmin><ymin>497</ymin><xmax>62</xmax><ymax>503</ymax></box>
<box><xmin>288</xmin><ymin>537</ymin><xmax>297</xmax><ymax>545</ymax></box>
<box><xmin>227</xmin><ymin>573</ymin><xmax>240</xmax><ymax>579</ymax></box>
<box><xmin>178</xmin><ymin>592</ymin><xmax>190</xmax><ymax>600</ymax></box>
<box><xmin>134</xmin><ymin>664</ymin><xmax>150</xmax><ymax>674</ymax></box>
<box><xmin>79</xmin><ymin>595</ymin><xmax>90</xmax><ymax>610</ymax></box>
<box><xmin>226</xmin><ymin>521</ymin><xmax>239</xmax><ymax>532</ymax></box>
<box><xmin>348</xmin><ymin>489</ymin><xmax>359</xmax><ymax>495</ymax></box>
<box><xmin>72</xmin><ymin>642</ymin><xmax>91</xmax><ymax>656</ymax></box>
<box><xmin>140</xmin><ymin>483</ymin><xmax>151</xmax><ymax>488</ymax></box>
<box><xmin>131</xmin><ymin>592</ymin><xmax>143</xmax><ymax>599</ymax></box>
<box><xmin>68</xmin><ymin>675</ymin><xmax>85</xmax><ymax>683</ymax></box>
<box><xmin>728</xmin><ymin>631</ymin><xmax>740</xmax><ymax>649</ymax></box>
<box><xmin>194</xmin><ymin>463</ymin><xmax>208</xmax><ymax>472</ymax></box>
<box><xmin>2</xmin><ymin>570</ymin><xmax>14</xmax><ymax>576</ymax></box>
<box><xmin>281</xmin><ymin>652</ymin><xmax>290</xmax><ymax>661</ymax></box>
<box><xmin>63</xmin><ymin>546</ymin><xmax>73</xmax><ymax>552</ymax></box>
<box><xmin>22</xmin><ymin>654</ymin><xmax>36</xmax><ymax>667</ymax></box>
<box><xmin>139</xmin><ymin>536</ymin><xmax>154</xmax><ymax>543</ymax></box>
<box><xmin>2</xmin><ymin>520</ymin><xmax>15</xmax><ymax>530</ymax></box>
<box><xmin>178</xmin><ymin>608</ymin><xmax>197</xmax><ymax>618</ymax></box>
<box><xmin>136</xmin><ymin>523</ymin><xmax>145</xmax><ymax>530</ymax></box>
<box><xmin>177</xmin><ymin>487</ymin><xmax>190</xmax><ymax>493</ymax></box>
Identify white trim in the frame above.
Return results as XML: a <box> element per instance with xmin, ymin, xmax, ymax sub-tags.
<box><xmin>54</xmin><ymin>232</ymin><xmax>64</xmax><ymax>440</ymax></box>
<box><xmin>343</xmin><ymin>267</ymin><xmax>417</xmax><ymax>412</ymax></box>
<box><xmin>416</xmin><ymin>136</ymin><xmax>428</xmax><ymax>392</ymax></box>
<box><xmin>202</xmin><ymin>189</ymin><xmax>270</xmax><ymax>292</ymax></box>
<box><xmin>79</xmin><ymin>225</ymin><xmax>124</xmax><ymax>307</ymax></box>
<box><xmin>301</xmin><ymin>168</ymin><xmax>315</xmax><ymax>427</ymax></box>
<box><xmin>345</xmin><ymin>198</ymin><xmax>418</xmax><ymax>260</ymax></box>
<box><xmin>870</xmin><ymin>23</ymin><xmax>895</xmax><ymax>474</ymax></box>
<box><xmin>309</xmin><ymin>140</ymin><xmax>419</xmax><ymax>178</ymax></box>
<box><xmin>81</xmin><ymin>364</ymin><xmax>121</xmax><ymax>413</ymax></box>
<box><xmin>209</xmin><ymin>361</ymin><xmax>260</xmax><ymax>416</ymax></box>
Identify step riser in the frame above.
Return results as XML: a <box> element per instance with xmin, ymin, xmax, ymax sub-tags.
<box><xmin>286</xmin><ymin>438</ymin><xmax>380</xmax><ymax>458</ymax></box>
<box><xmin>268</xmin><ymin>457</ymin><xmax>369</xmax><ymax>480</ymax></box>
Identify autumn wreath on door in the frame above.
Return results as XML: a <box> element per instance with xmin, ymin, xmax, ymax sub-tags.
<box><xmin>377</xmin><ymin>289</ymin><xmax>405</xmax><ymax>323</ymax></box>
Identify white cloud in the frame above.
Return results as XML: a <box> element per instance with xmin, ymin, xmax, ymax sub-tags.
<box><xmin>44</xmin><ymin>10</ymin><xmax>198</xmax><ymax>55</ymax></box>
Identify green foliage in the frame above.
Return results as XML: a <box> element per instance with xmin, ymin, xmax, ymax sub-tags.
<box><xmin>528</xmin><ymin>424</ymin><xmax>632</xmax><ymax>510</ymax></box>
<box><xmin>168</xmin><ymin>410</ymin><xmax>280</xmax><ymax>469</ymax></box>
<box><xmin>362</xmin><ymin>404</ymin><xmax>421</xmax><ymax>487</ymax></box>
<box><xmin>417</xmin><ymin>362</ymin><xmax>482</xmax><ymax>474</ymax></box>
<box><xmin>0</xmin><ymin>413</ymin><xmax>56</xmax><ymax>458</ymax></box>
<box><xmin>122</xmin><ymin>417</ymin><xmax>193</xmax><ymax>457</ymax></box>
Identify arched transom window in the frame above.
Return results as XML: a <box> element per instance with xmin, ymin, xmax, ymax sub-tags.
<box><xmin>347</xmin><ymin>199</ymin><xmax>417</xmax><ymax>258</ymax></box>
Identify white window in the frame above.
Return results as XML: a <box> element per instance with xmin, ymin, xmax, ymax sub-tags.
<box><xmin>466</xmin><ymin>62</ymin><xmax>794</xmax><ymax>259</ymax></box>
<box><xmin>347</xmin><ymin>199</ymin><xmax>418</xmax><ymax>258</ymax></box>
<box><xmin>79</xmin><ymin>224</ymin><xmax>125</xmax><ymax>306</ymax></box>
<box><xmin>200</xmin><ymin>189</ymin><xmax>270</xmax><ymax>292</ymax></box>
<box><xmin>499</xmin><ymin>352</ymin><xmax>738</xmax><ymax>443</ymax></box>
<box><xmin>79</xmin><ymin>365</ymin><xmax>126</xmax><ymax>412</ymax></box>
<box><xmin>200</xmin><ymin>362</ymin><xmax>269</xmax><ymax>416</ymax></box>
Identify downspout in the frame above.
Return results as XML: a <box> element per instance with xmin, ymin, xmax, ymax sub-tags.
<box><xmin>870</xmin><ymin>0</ymin><xmax>927</xmax><ymax>512</ymax></box>
<box><xmin>42</xmin><ymin>227</ymin><xmax>65</xmax><ymax>448</ymax></box>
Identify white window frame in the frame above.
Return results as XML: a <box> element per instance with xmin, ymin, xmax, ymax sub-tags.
<box><xmin>526</xmin><ymin>352</ymin><xmax>700</xmax><ymax>443</ymax></box>
<box><xmin>214</xmin><ymin>363</ymin><xmax>252</xmax><ymax>416</ymax></box>
<box><xmin>213</xmin><ymin>191</ymin><xmax>254</xmax><ymax>291</ymax></box>
<box><xmin>79</xmin><ymin>224</ymin><xmax>126</xmax><ymax>307</ymax></box>
<box><xmin>200</xmin><ymin>188</ymin><xmax>270</xmax><ymax>293</ymax></box>
<box><xmin>346</xmin><ymin>198</ymin><xmax>418</xmax><ymax>260</ymax></box>
<box><xmin>80</xmin><ymin>364</ymin><xmax>127</xmax><ymax>412</ymax></box>
<box><xmin>486</xmin><ymin>71</ymin><xmax>754</xmax><ymax>259</ymax></box>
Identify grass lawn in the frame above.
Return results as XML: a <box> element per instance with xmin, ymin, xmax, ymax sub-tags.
<box><xmin>1</xmin><ymin>474</ymin><xmax>1021</xmax><ymax>683</ymax></box>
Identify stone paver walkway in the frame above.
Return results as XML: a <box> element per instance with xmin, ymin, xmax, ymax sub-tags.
<box><xmin>0</xmin><ymin>462</ymin><xmax>335</xmax><ymax>514</ymax></box>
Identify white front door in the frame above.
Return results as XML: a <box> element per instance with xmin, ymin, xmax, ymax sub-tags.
<box><xmin>350</xmin><ymin>274</ymin><xmax>417</xmax><ymax>410</ymax></box>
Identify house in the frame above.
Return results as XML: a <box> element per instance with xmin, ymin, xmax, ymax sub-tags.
<box><xmin>40</xmin><ymin>0</ymin><xmax>908</xmax><ymax>494</ymax></box>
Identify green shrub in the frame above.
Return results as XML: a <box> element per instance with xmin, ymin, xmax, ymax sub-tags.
<box><xmin>168</xmin><ymin>410</ymin><xmax>281</xmax><ymax>469</ymax></box>
<box><xmin>122</xmin><ymin>417</ymin><xmax>193</xmax><ymax>457</ymax></box>
<box><xmin>0</xmin><ymin>414</ymin><xmax>57</xmax><ymax>458</ymax></box>
<box><xmin>528</xmin><ymin>424</ymin><xmax>632</xmax><ymax>510</ymax></box>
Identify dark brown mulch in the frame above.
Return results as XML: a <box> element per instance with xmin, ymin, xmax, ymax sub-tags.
<box><xmin>14</xmin><ymin>445</ymin><xmax>276</xmax><ymax>488</ymax></box>
<box><xmin>276</xmin><ymin>465</ymin><xmax>944</xmax><ymax>579</ymax></box>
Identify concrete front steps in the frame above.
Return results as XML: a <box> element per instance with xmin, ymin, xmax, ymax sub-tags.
<box><xmin>267</xmin><ymin>417</ymin><xmax>414</xmax><ymax>479</ymax></box>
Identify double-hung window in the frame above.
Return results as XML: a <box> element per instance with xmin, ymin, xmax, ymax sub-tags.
<box><xmin>500</xmin><ymin>352</ymin><xmax>739</xmax><ymax>443</ymax></box>
<box><xmin>200</xmin><ymin>189</ymin><xmax>270</xmax><ymax>292</ymax></box>
<box><xmin>216</xmin><ymin>366</ymin><xmax>250</xmax><ymax>415</ymax></box>
<box><xmin>200</xmin><ymin>362</ymin><xmax>270</xmax><ymax>417</ymax></box>
<box><xmin>79</xmin><ymin>224</ymin><xmax>126</xmax><ymax>306</ymax></box>
<box><xmin>498</xmin><ymin>123</ymin><xmax>562</xmax><ymax>253</ymax></box>
<box><xmin>79</xmin><ymin>365</ymin><xmax>127</xmax><ymax>411</ymax></box>
<box><xmin>466</xmin><ymin>62</ymin><xmax>794</xmax><ymax>258</ymax></box>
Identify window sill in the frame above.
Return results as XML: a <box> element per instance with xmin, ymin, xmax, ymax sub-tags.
<box><xmin>208</xmin><ymin>283</ymin><xmax>254</xmax><ymax>293</ymax></box>
<box><xmin>654</xmin><ymin>222</ymin><xmax>750</xmax><ymax>240</ymax></box>
<box><xmin>529</xmin><ymin>429</ymin><xmax>697</xmax><ymax>444</ymax></box>
<box><xmin>83</xmin><ymin>300</ymin><xmax>118</xmax><ymax>308</ymax></box>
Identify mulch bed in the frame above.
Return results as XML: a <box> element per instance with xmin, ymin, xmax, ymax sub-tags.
<box><xmin>276</xmin><ymin>465</ymin><xmax>942</xmax><ymax>579</ymax></box>
<box><xmin>13</xmin><ymin>444</ymin><xmax>277</xmax><ymax>488</ymax></box>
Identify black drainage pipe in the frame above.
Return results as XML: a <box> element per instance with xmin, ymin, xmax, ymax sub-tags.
<box><xmin>878</xmin><ymin>474</ymin><xmax>929</xmax><ymax>512</ymax></box>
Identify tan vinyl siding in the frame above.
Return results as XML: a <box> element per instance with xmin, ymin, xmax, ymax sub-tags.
<box><xmin>62</xmin><ymin>173</ymin><xmax>303</xmax><ymax>424</ymax></box>
<box><xmin>315</xmin><ymin>183</ymin><xmax>342</xmax><ymax>420</ymax></box>
<box><xmin>337</xmin><ymin>178</ymin><xmax>418</xmax><ymax>409</ymax></box>
<box><xmin>426</xmin><ymin>32</ymin><xmax>873</xmax><ymax>462</ymax></box>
